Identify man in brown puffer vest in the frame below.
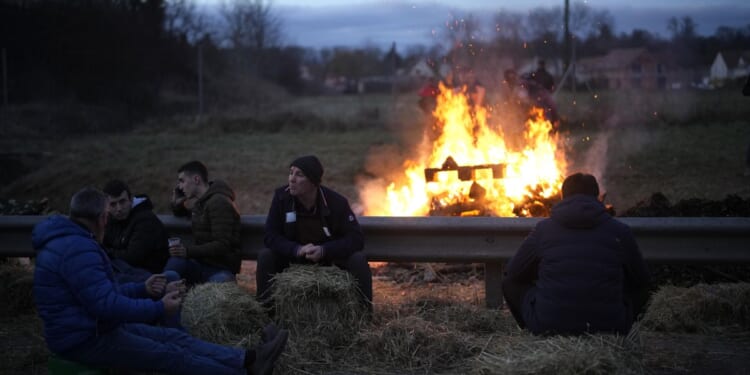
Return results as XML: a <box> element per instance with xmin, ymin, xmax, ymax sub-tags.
<box><xmin>165</xmin><ymin>160</ymin><xmax>241</xmax><ymax>284</ymax></box>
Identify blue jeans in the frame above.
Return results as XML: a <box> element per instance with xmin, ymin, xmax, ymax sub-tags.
<box><xmin>111</xmin><ymin>258</ymin><xmax>180</xmax><ymax>284</ymax></box>
<box><xmin>60</xmin><ymin>323</ymin><xmax>245</xmax><ymax>375</ymax></box>
<box><xmin>164</xmin><ymin>257</ymin><xmax>235</xmax><ymax>284</ymax></box>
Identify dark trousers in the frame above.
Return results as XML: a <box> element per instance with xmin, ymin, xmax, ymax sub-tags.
<box><xmin>501</xmin><ymin>276</ymin><xmax>533</xmax><ymax>329</ymax></box>
<box><xmin>61</xmin><ymin>323</ymin><xmax>245</xmax><ymax>375</ymax></box>
<box><xmin>256</xmin><ymin>248</ymin><xmax>373</xmax><ymax>307</ymax></box>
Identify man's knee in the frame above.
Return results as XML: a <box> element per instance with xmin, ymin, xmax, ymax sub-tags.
<box><xmin>257</xmin><ymin>248</ymin><xmax>277</xmax><ymax>269</ymax></box>
<box><xmin>343</xmin><ymin>251</ymin><xmax>369</xmax><ymax>270</ymax></box>
<box><xmin>207</xmin><ymin>271</ymin><xmax>236</xmax><ymax>283</ymax></box>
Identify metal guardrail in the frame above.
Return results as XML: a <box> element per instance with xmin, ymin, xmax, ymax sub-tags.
<box><xmin>2</xmin><ymin>215</ymin><xmax>750</xmax><ymax>308</ymax></box>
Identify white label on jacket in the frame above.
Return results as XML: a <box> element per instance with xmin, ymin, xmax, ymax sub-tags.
<box><xmin>286</xmin><ymin>211</ymin><xmax>296</xmax><ymax>223</ymax></box>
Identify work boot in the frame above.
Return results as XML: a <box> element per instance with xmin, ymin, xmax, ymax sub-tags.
<box><xmin>250</xmin><ymin>328</ymin><xmax>288</xmax><ymax>375</ymax></box>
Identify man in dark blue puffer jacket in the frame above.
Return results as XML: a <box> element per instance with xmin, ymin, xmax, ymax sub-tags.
<box><xmin>33</xmin><ymin>187</ymin><xmax>287</xmax><ymax>375</ymax></box>
<box><xmin>502</xmin><ymin>173</ymin><xmax>651</xmax><ymax>335</ymax></box>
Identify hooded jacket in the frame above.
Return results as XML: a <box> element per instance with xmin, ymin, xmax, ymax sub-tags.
<box><xmin>32</xmin><ymin>215</ymin><xmax>164</xmax><ymax>354</ymax></box>
<box><xmin>264</xmin><ymin>185</ymin><xmax>364</xmax><ymax>260</ymax></box>
<box><xmin>103</xmin><ymin>195</ymin><xmax>169</xmax><ymax>274</ymax></box>
<box><xmin>188</xmin><ymin>180</ymin><xmax>242</xmax><ymax>274</ymax></box>
<box><xmin>505</xmin><ymin>195</ymin><xmax>650</xmax><ymax>335</ymax></box>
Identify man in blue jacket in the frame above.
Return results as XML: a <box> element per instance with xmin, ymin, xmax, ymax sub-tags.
<box><xmin>502</xmin><ymin>173</ymin><xmax>650</xmax><ymax>335</ymax></box>
<box><xmin>256</xmin><ymin>155</ymin><xmax>373</xmax><ymax>309</ymax></box>
<box><xmin>33</xmin><ymin>187</ymin><xmax>287</xmax><ymax>375</ymax></box>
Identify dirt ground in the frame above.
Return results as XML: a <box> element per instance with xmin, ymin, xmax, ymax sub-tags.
<box><xmin>2</xmin><ymin>261</ymin><xmax>749</xmax><ymax>374</ymax></box>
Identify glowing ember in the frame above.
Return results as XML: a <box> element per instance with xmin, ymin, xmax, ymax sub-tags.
<box><xmin>360</xmin><ymin>82</ymin><xmax>567</xmax><ymax>217</ymax></box>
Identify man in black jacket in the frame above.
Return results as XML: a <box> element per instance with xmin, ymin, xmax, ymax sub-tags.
<box><xmin>502</xmin><ymin>173</ymin><xmax>650</xmax><ymax>335</ymax></box>
<box><xmin>257</xmin><ymin>155</ymin><xmax>372</xmax><ymax>309</ymax></box>
<box><xmin>103</xmin><ymin>179</ymin><xmax>172</xmax><ymax>283</ymax></box>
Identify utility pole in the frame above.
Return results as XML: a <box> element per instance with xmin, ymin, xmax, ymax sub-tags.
<box><xmin>2</xmin><ymin>48</ymin><xmax>8</xmax><ymax>107</ymax></box>
<box><xmin>563</xmin><ymin>0</ymin><xmax>571</xmax><ymax>78</ymax></box>
<box><xmin>197</xmin><ymin>43</ymin><xmax>204</xmax><ymax>121</ymax></box>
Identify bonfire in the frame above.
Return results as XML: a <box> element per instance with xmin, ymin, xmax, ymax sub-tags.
<box><xmin>361</xmin><ymin>81</ymin><xmax>567</xmax><ymax>217</ymax></box>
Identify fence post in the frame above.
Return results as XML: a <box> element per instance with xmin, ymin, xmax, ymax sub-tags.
<box><xmin>484</xmin><ymin>261</ymin><xmax>505</xmax><ymax>309</ymax></box>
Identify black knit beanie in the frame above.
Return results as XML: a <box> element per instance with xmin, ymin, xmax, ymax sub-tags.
<box><xmin>290</xmin><ymin>155</ymin><xmax>324</xmax><ymax>185</ymax></box>
<box><xmin>561</xmin><ymin>173</ymin><xmax>599</xmax><ymax>198</ymax></box>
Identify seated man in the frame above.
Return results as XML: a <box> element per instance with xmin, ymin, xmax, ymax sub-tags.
<box><xmin>257</xmin><ymin>155</ymin><xmax>372</xmax><ymax>309</ymax></box>
<box><xmin>33</xmin><ymin>187</ymin><xmax>287</xmax><ymax>375</ymax></box>
<box><xmin>102</xmin><ymin>179</ymin><xmax>172</xmax><ymax>283</ymax></box>
<box><xmin>502</xmin><ymin>173</ymin><xmax>651</xmax><ymax>335</ymax></box>
<box><xmin>165</xmin><ymin>161</ymin><xmax>242</xmax><ymax>284</ymax></box>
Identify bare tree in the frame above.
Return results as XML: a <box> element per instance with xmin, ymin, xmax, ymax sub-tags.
<box><xmin>526</xmin><ymin>6</ymin><xmax>562</xmax><ymax>59</ymax></box>
<box><xmin>221</xmin><ymin>0</ymin><xmax>282</xmax><ymax>50</ymax></box>
<box><xmin>441</xmin><ymin>12</ymin><xmax>485</xmax><ymax>69</ymax></box>
<box><xmin>164</xmin><ymin>0</ymin><xmax>208</xmax><ymax>41</ymax></box>
<box><xmin>526</xmin><ymin>6</ymin><xmax>562</xmax><ymax>41</ymax></box>
<box><xmin>494</xmin><ymin>9</ymin><xmax>525</xmax><ymax>41</ymax></box>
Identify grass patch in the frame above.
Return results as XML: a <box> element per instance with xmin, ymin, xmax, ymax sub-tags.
<box><xmin>642</xmin><ymin>282</ymin><xmax>750</xmax><ymax>333</ymax></box>
<box><xmin>471</xmin><ymin>328</ymin><xmax>644</xmax><ymax>375</ymax></box>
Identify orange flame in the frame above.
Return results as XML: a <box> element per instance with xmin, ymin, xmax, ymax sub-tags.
<box><xmin>360</xmin><ymin>82</ymin><xmax>567</xmax><ymax>217</ymax></box>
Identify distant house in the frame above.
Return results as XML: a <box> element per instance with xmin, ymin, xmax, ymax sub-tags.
<box><xmin>407</xmin><ymin>60</ymin><xmax>451</xmax><ymax>81</ymax></box>
<box><xmin>709</xmin><ymin>51</ymin><xmax>750</xmax><ymax>83</ymax></box>
<box><xmin>577</xmin><ymin>48</ymin><xmax>669</xmax><ymax>90</ymax></box>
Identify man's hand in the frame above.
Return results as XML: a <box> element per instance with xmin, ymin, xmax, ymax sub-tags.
<box><xmin>161</xmin><ymin>290</ymin><xmax>183</xmax><ymax>316</ymax></box>
<box><xmin>145</xmin><ymin>274</ymin><xmax>167</xmax><ymax>297</ymax></box>
<box><xmin>166</xmin><ymin>279</ymin><xmax>187</xmax><ymax>297</ymax></box>
<box><xmin>299</xmin><ymin>244</ymin><xmax>324</xmax><ymax>263</ymax></box>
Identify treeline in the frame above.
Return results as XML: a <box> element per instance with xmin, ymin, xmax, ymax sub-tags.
<box><xmin>0</xmin><ymin>0</ymin><xmax>310</xmax><ymax>121</ymax></box>
<box><xmin>2</xmin><ymin>0</ymin><xmax>750</xmax><ymax>122</ymax></box>
<box><xmin>1</xmin><ymin>0</ymin><xmax>177</xmax><ymax>111</ymax></box>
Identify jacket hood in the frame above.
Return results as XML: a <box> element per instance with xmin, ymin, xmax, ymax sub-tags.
<box><xmin>132</xmin><ymin>194</ymin><xmax>154</xmax><ymax>211</ymax></box>
<box><xmin>32</xmin><ymin>215</ymin><xmax>93</xmax><ymax>251</ymax></box>
<box><xmin>200</xmin><ymin>180</ymin><xmax>236</xmax><ymax>203</ymax></box>
<box><xmin>550</xmin><ymin>195</ymin><xmax>610</xmax><ymax>229</ymax></box>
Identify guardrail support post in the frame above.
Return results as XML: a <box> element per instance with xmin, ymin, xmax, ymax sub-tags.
<box><xmin>484</xmin><ymin>261</ymin><xmax>504</xmax><ymax>309</ymax></box>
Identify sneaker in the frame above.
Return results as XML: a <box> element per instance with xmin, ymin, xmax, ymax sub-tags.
<box><xmin>251</xmin><ymin>328</ymin><xmax>288</xmax><ymax>375</ymax></box>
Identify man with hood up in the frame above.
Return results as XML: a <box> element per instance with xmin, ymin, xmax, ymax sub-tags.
<box><xmin>502</xmin><ymin>173</ymin><xmax>650</xmax><ymax>335</ymax></box>
<box><xmin>102</xmin><ymin>179</ymin><xmax>171</xmax><ymax>283</ymax></box>
<box><xmin>165</xmin><ymin>161</ymin><xmax>242</xmax><ymax>284</ymax></box>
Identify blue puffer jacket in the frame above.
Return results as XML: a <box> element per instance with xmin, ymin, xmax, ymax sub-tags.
<box><xmin>505</xmin><ymin>195</ymin><xmax>650</xmax><ymax>335</ymax></box>
<box><xmin>32</xmin><ymin>215</ymin><xmax>164</xmax><ymax>354</ymax></box>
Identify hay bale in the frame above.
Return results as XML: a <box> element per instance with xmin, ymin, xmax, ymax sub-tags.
<box><xmin>356</xmin><ymin>315</ymin><xmax>476</xmax><ymax>373</ymax></box>
<box><xmin>641</xmin><ymin>282</ymin><xmax>750</xmax><ymax>333</ymax></box>
<box><xmin>471</xmin><ymin>329</ymin><xmax>644</xmax><ymax>375</ymax></box>
<box><xmin>272</xmin><ymin>264</ymin><xmax>367</xmax><ymax>346</ymax></box>
<box><xmin>0</xmin><ymin>262</ymin><xmax>35</xmax><ymax>316</ymax></box>
<box><xmin>181</xmin><ymin>282</ymin><xmax>269</xmax><ymax>346</ymax></box>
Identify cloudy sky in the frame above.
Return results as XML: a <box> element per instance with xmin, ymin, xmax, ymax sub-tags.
<box><xmin>199</xmin><ymin>0</ymin><xmax>750</xmax><ymax>50</ymax></box>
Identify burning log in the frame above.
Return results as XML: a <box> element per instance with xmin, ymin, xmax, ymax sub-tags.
<box><xmin>424</xmin><ymin>156</ymin><xmax>504</xmax><ymax>182</ymax></box>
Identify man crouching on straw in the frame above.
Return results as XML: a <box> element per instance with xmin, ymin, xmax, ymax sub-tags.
<box><xmin>502</xmin><ymin>173</ymin><xmax>651</xmax><ymax>335</ymax></box>
<box><xmin>257</xmin><ymin>155</ymin><xmax>373</xmax><ymax>311</ymax></box>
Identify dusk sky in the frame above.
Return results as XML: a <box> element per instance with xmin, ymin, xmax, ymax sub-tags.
<box><xmin>199</xmin><ymin>0</ymin><xmax>750</xmax><ymax>50</ymax></box>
